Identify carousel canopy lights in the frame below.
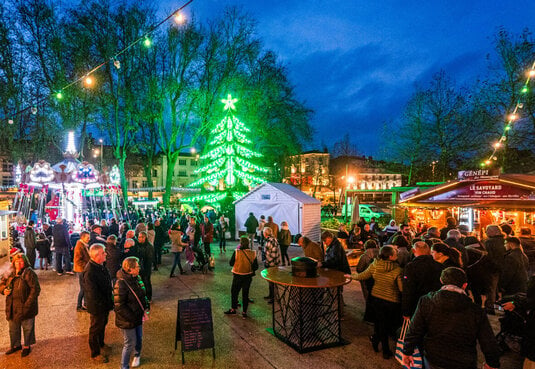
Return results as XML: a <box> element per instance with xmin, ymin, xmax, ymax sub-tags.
<box><xmin>72</xmin><ymin>163</ymin><xmax>99</xmax><ymax>184</ymax></box>
<box><xmin>66</xmin><ymin>131</ymin><xmax>77</xmax><ymax>155</ymax></box>
<box><xmin>29</xmin><ymin>161</ymin><xmax>55</xmax><ymax>184</ymax></box>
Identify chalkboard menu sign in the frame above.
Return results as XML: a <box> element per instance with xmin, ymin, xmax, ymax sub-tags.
<box><xmin>175</xmin><ymin>298</ymin><xmax>215</xmax><ymax>364</ymax></box>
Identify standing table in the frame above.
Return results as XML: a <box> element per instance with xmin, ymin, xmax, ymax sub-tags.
<box><xmin>261</xmin><ymin>266</ymin><xmax>351</xmax><ymax>353</ymax></box>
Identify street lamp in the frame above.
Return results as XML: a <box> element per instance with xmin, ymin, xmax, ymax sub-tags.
<box><xmin>99</xmin><ymin>139</ymin><xmax>103</xmax><ymax>170</ymax></box>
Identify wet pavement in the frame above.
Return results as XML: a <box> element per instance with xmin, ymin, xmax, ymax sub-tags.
<box><xmin>0</xmin><ymin>242</ymin><xmax>524</xmax><ymax>369</ymax></box>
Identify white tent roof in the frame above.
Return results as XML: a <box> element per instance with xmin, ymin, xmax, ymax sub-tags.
<box><xmin>234</xmin><ymin>182</ymin><xmax>321</xmax><ymax>205</ymax></box>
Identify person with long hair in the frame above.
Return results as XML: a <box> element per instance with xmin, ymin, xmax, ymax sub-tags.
<box><xmin>224</xmin><ymin>237</ymin><xmax>258</xmax><ymax>318</ymax></box>
<box><xmin>351</xmin><ymin>245</ymin><xmax>402</xmax><ymax>359</ymax></box>
<box><xmin>168</xmin><ymin>223</ymin><xmax>187</xmax><ymax>277</ymax></box>
<box><xmin>0</xmin><ymin>253</ymin><xmax>41</xmax><ymax>357</ymax></box>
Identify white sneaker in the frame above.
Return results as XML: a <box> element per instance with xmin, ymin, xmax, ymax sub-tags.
<box><xmin>132</xmin><ymin>355</ymin><xmax>141</xmax><ymax>367</ymax></box>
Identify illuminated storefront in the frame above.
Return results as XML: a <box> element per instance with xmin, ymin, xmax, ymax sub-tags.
<box><xmin>399</xmin><ymin>171</ymin><xmax>535</xmax><ymax>237</ymax></box>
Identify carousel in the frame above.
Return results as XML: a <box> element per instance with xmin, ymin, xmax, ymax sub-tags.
<box><xmin>12</xmin><ymin>132</ymin><xmax>123</xmax><ymax>229</ymax></box>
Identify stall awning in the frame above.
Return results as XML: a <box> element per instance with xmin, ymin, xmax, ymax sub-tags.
<box><xmin>399</xmin><ymin>174</ymin><xmax>535</xmax><ymax>210</ymax></box>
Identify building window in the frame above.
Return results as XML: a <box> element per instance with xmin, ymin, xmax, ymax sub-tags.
<box><xmin>178</xmin><ymin>159</ymin><xmax>187</xmax><ymax>166</ymax></box>
<box><xmin>190</xmin><ymin>159</ymin><xmax>197</xmax><ymax>166</ymax></box>
<box><xmin>142</xmin><ymin>181</ymin><xmax>148</xmax><ymax>188</ymax></box>
<box><xmin>132</xmin><ymin>180</ymin><xmax>138</xmax><ymax>188</ymax></box>
<box><xmin>152</xmin><ymin>169</ymin><xmax>157</xmax><ymax>177</ymax></box>
<box><xmin>178</xmin><ymin>170</ymin><xmax>187</xmax><ymax>177</ymax></box>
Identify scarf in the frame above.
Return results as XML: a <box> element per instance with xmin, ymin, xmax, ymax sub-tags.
<box><xmin>440</xmin><ymin>284</ymin><xmax>466</xmax><ymax>295</ymax></box>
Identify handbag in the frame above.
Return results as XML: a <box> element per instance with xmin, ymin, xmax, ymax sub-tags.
<box><xmin>120</xmin><ymin>279</ymin><xmax>149</xmax><ymax>322</ymax></box>
<box><xmin>241</xmin><ymin>249</ymin><xmax>258</xmax><ymax>276</ymax></box>
<box><xmin>395</xmin><ymin>319</ymin><xmax>423</xmax><ymax>369</ymax></box>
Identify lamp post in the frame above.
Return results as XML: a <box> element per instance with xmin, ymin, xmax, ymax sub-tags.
<box><xmin>99</xmin><ymin>139</ymin><xmax>103</xmax><ymax>170</ymax></box>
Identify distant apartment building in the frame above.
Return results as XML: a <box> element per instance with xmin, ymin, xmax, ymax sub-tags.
<box><xmin>283</xmin><ymin>151</ymin><xmax>332</xmax><ymax>199</ymax></box>
<box><xmin>0</xmin><ymin>157</ymin><xmax>14</xmax><ymax>187</ymax></box>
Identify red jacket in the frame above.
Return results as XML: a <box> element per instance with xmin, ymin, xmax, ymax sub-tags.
<box><xmin>201</xmin><ymin>222</ymin><xmax>214</xmax><ymax>243</ymax></box>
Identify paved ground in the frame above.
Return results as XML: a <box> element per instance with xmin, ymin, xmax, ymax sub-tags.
<box><xmin>0</xmin><ymin>242</ymin><xmax>524</xmax><ymax>369</ymax></box>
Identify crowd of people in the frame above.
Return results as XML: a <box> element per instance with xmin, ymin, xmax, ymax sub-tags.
<box><xmin>2</xmin><ymin>207</ymin><xmax>535</xmax><ymax>369</ymax></box>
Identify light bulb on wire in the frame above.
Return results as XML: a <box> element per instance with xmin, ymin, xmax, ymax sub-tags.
<box><xmin>529</xmin><ymin>69</ymin><xmax>535</xmax><ymax>77</ymax></box>
<box><xmin>56</xmin><ymin>91</ymin><xmax>63</xmax><ymax>100</ymax></box>
<box><xmin>113</xmin><ymin>59</ymin><xmax>121</xmax><ymax>69</ymax></box>
<box><xmin>143</xmin><ymin>37</ymin><xmax>152</xmax><ymax>48</ymax></box>
<box><xmin>174</xmin><ymin>12</ymin><xmax>185</xmax><ymax>24</ymax></box>
<box><xmin>84</xmin><ymin>75</ymin><xmax>94</xmax><ymax>87</ymax></box>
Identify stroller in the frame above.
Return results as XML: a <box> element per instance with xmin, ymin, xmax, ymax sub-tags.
<box><xmin>495</xmin><ymin>294</ymin><xmax>527</xmax><ymax>353</ymax></box>
<box><xmin>189</xmin><ymin>244</ymin><xmax>213</xmax><ymax>274</ymax></box>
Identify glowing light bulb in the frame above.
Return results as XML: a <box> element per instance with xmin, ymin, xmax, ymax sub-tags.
<box><xmin>508</xmin><ymin>113</ymin><xmax>517</xmax><ymax>121</ymax></box>
<box><xmin>84</xmin><ymin>76</ymin><xmax>94</xmax><ymax>86</ymax></box>
<box><xmin>174</xmin><ymin>12</ymin><xmax>185</xmax><ymax>24</ymax></box>
<box><xmin>113</xmin><ymin>59</ymin><xmax>121</xmax><ymax>69</ymax></box>
<box><xmin>485</xmin><ymin>160</ymin><xmax>491</xmax><ymax>165</ymax></box>
<box><xmin>529</xmin><ymin>69</ymin><xmax>535</xmax><ymax>77</ymax></box>
<box><xmin>494</xmin><ymin>142</ymin><xmax>501</xmax><ymax>148</ymax></box>
<box><xmin>8</xmin><ymin>119</ymin><xmax>14</xmax><ymax>125</ymax></box>
<box><xmin>521</xmin><ymin>86</ymin><xmax>528</xmax><ymax>93</ymax></box>
<box><xmin>480</xmin><ymin>162</ymin><xmax>486</xmax><ymax>167</ymax></box>
<box><xmin>505</xmin><ymin>125</ymin><xmax>511</xmax><ymax>131</ymax></box>
<box><xmin>143</xmin><ymin>37</ymin><xmax>152</xmax><ymax>48</ymax></box>
<box><xmin>56</xmin><ymin>91</ymin><xmax>63</xmax><ymax>100</ymax></box>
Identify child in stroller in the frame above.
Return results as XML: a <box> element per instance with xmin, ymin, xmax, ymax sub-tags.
<box><xmin>189</xmin><ymin>244</ymin><xmax>214</xmax><ymax>274</ymax></box>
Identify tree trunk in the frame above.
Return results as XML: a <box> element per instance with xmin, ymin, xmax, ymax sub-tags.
<box><xmin>163</xmin><ymin>153</ymin><xmax>178</xmax><ymax>207</ymax></box>
<box><xmin>119</xmin><ymin>155</ymin><xmax>128</xmax><ymax>207</ymax></box>
<box><xmin>144</xmin><ymin>155</ymin><xmax>154</xmax><ymax>200</ymax></box>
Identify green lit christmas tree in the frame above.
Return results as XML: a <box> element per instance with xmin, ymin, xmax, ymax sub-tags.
<box><xmin>183</xmin><ymin>94</ymin><xmax>268</xmax><ymax>203</ymax></box>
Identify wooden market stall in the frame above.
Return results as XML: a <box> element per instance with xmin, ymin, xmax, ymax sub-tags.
<box><xmin>399</xmin><ymin>171</ymin><xmax>535</xmax><ymax>238</ymax></box>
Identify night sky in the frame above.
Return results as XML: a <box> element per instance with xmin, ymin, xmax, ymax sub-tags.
<box><xmin>163</xmin><ymin>0</ymin><xmax>535</xmax><ymax>157</ymax></box>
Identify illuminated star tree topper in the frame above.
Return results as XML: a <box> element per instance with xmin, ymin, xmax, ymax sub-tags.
<box><xmin>184</xmin><ymin>94</ymin><xmax>268</xmax><ymax>202</ymax></box>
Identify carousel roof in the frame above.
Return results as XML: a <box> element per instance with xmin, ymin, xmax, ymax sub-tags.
<box><xmin>52</xmin><ymin>157</ymin><xmax>80</xmax><ymax>174</ymax></box>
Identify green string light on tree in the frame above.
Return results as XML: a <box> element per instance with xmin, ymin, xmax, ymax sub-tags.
<box><xmin>183</xmin><ymin>94</ymin><xmax>268</xmax><ymax>203</ymax></box>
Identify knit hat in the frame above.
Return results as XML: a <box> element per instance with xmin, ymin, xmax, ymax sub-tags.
<box><xmin>10</xmin><ymin>247</ymin><xmax>21</xmax><ymax>258</ymax></box>
<box><xmin>91</xmin><ymin>224</ymin><xmax>102</xmax><ymax>231</ymax></box>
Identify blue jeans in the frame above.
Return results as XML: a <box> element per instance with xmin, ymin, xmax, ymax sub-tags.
<box><xmin>9</xmin><ymin>318</ymin><xmax>36</xmax><ymax>348</ymax></box>
<box><xmin>55</xmin><ymin>249</ymin><xmax>72</xmax><ymax>273</ymax></box>
<box><xmin>170</xmin><ymin>252</ymin><xmax>183</xmax><ymax>275</ymax></box>
<box><xmin>121</xmin><ymin>325</ymin><xmax>142</xmax><ymax>369</ymax></box>
<box><xmin>77</xmin><ymin>272</ymin><xmax>85</xmax><ymax>308</ymax></box>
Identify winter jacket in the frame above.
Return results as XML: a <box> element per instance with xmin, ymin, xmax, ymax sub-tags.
<box><xmin>83</xmin><ymin>260</ymin><xmax>113</xmax><ymax>315</ymax></box>
<box><xmin>169</xmin><ymin>230</ymin><xmax>186</xmax><ymax>253</ymax></box>
<box><xmin>265</xmin><ymin>221</ymin><xmax>279</xmax><ymax>240</ymax></box>
<box><xmin>353</xmin><ymin>258</ymin><xmax>402</xmax><ymax>303</ymax></box>
<box><xmin>113</xmin><ymin>269</ymin><xmax>148</xmax><ymax>329</ymax></box>
<box><xmin>323</xmin><ymin>237</ymin><xmax>351</xmax><ymax>274</ymax></box>
<box><xmin>89</xmin><ymin>231</ymin><xmax>106</xmax><ymax>247</ymax></box>
<box><xmin>500</xmin><ymin>248</ymin><xmax>529</xmax><ymax>295</ymax></box>
<box><xmin>401</xmin><ymin>255</ymin><xmax>444</xmax><ymax>317</ymax></box>
<box><xmin>403</xmin><ymin>289</ymin><xmax>501</xmax><ymax>369</ymax></box>
<box><xmin>278</xmin><ymin>229</ymin><xmax>292</xmax><ymax>247</ymax></box>
<box><xmin>302</xmin><ymin>240</ymin><xmax>324</xmax><ymax>262</ymax></box>
<box><xmin>52</xmin><ymin>222</ymin><xmax>72</xmax><ymax>251</ymax></box>
<box><xmin>264</xmin><ymin>236</ymin><xmax>281</xmax><ymax>268</ymax></box>
<box><xmin>0</xmin><ymin>267</ymin><xmax>40</xmax><ymax>322</ymax></box>
<box><xmin>24</xmin><ymin>227</ymin><xmax>36</xmax><ymax>250</ymax></box>
<box><xmin>154</xmin><ymin>225</ymin><xmax>167</xmax><ymax>248</ymax></box>
<box><xmin>464</xmin><ymin>245</ymin><xmax>497</xmax><ymax>295</ymax></box>
<box><xmin>484</xmin><ymin>234</ymin><xmax>506</xmax><ymax>272</ymax></box>
<box><xmin>244</xmin><ymin>215</ymin><xmax>259</xmax><ymax>234</ymax></box>
<box><xmin>138</xmin><ymin>241</ymin><xmax>154</xmax><ymax>276</ymax></box>
<box><xmin>105</xmin><ymin>242</ymin><xmax>123</xmax><ymax>279</ymax></box>
<box><xmin>230</xmin><ymin>249</ymin><xmax>258</xmax><ymax>275</ymax></box>
<box><xmin>109</xmin><ymin>222</ymin><xmax>119</xmax><ymax>237</ymax></box>
<box><xmin>201</xmin><ymin>222</ymin><xmax>214</xmax><ymax>243</ymax></box>
<box><xmin>73</xmin><ymin>240</ymin><xmax>90</xmax><ymax>273</ymax></box>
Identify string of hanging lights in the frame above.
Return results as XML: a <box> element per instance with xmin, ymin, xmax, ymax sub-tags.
<box><xmin>481</xmin><ymin>61</ymin><xmax>535</xmax><ymax>167</ymax></box>
<box><xmin>3</xmin><ymin>0</ymin><xmax>193</xmax><ymax>125</ymax></box>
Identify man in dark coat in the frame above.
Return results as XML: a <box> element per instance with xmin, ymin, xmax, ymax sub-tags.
<box><xmin>201</xmin><ymin>216</ymin><xmax>214</xmax><ymax>257</ymax></box>
<box><xmin>153</xmin><ymin>219</ymin><xmax>167</xmax><ymax>269</ymax></box>
<box><xmin>137</xmin><ymin>232</ymin><xmax>154</xmax><ymax>302</ymax></box>
<box><xmin>320</xmin><ymin>231</ymin><xmax>350</xmax><ymax>274</ymax></box>
<box><xmin>108</xmin><ymin>218</ymin><xmax>119</xmax><ymax>237</ymax></box>
<box><xmin>519</xmin><ymin>227</ymin><xmax>535</xmax><ymax>276</ymax></box>
<box><xmin>52</xmin><ymin>217</ymin><xmax>73</xmax><ymax>275</ymax></box>
<box><xmin>244</xmin><ymin>212</ymin><xmax>259</xmax><ymax>248</ymax></box>
<box><xmin>105</xmin><ymin>235</ymin><xmax>122</xmax><ymax>285</ymax></box>
<box><xmin>24</xmin><ymin>221</ymin><xmax>37</xmax><ymax>268</ymax></box>
<box><xmin>439</xmin><ymin>217</ymin><xmax>457</xmax><ymax>240</ymax></box>
<box><xmin>402</xmin><ymin>241</ymin><xmax>444</xmax><ymax>319</ymax></box>
<box><xmin>484</xmin><ymin>224</ymin><xmax>506</xmax><ymax>313</ymax></box>
<box><xmin>89</xmin><ymin>224</ymin><xmax>107</xmax><ymax>247</ymax></box>
<box><xmin>403</xmin><ymin>267</ymin><xmax>500</xmax><ymax>369</ymax></box>
<box><xmin>83</xmin><ymin>244</ymin><xmax>114</xmax><ymax>363</ymax></box>
<box><xmin>500</xmin><ymin>237</ymin><xmax>529</xmax><ymax>296</ymax></box>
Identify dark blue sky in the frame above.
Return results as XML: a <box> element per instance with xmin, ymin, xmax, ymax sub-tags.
<box><xmin>162</xmin><ymin>0</ymin><xmax>535</xmax><ymax>157</ymax></box>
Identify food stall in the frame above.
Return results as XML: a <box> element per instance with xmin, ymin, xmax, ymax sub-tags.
<box><xmin>399</xmin><ymin>171</ymin><xmax>535</xmax><ymax>237</ymax></box>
